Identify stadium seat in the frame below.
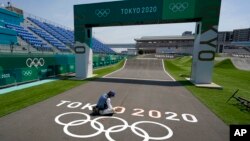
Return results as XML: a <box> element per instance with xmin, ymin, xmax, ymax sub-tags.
<box><xmin>28</xmin><ymin>26</ymin><xmax>69</xmax><ymax>52</ymax></box>
<box><xmin>4</xmin><ymin>22</ymin><xmax>52</xmax><ymax>51</ymax></box>
<box><xmin>28</xmin><ymin>17</ymin><xmax>72</xmax><ymax>48</ymax></box>
<box><xmin>27</xmin><ymin>17</ymin><xmax>116</xmax><ymax>54</ymax></box>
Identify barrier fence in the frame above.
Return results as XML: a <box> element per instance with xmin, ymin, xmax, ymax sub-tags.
<box><xmin>0</xmin><ymin>53</ymin><xmax>125</xmax><ymax>88</ymax></box>
<box><xmin>93</xmin><ymin>54</ymin><xmax>125</xmax><ymax>68</ymax></box>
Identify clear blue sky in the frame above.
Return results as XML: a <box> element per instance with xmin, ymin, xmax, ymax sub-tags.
<box><xmin>0</xmin><ymin>0</ymin><xmax>249</xmax><ymax>44</ymax></box>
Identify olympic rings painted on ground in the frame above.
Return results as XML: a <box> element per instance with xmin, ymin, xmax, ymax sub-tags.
<box><xmin>55</xmin><ymin>112</ymin><xmax>103</xmax><ymax>138</ymax></box>
<box><xmin>131</xmin><ymin>121</ymin><xmax>173</xmax><ymax>140</ymax></box>
<box><xmin>65</xmin><ymin>120</ymin><xmax>103</xmax><ymax>138</ymax></box>
<box><xmin>169</xmin><ymin>2</ymin><xmax>189</xmax><ymax>13</ymax></box>
<box><xmin>22</xmin><ymin>70</ymin><xmax>32</xmax><ymax>76</ymax></box>
<box><xmin>55</xmin><ymin>112</ymin><xmax>173</xmax><ymax>141</ymax></box>
<box><xmin>95</xmin><ymin>9</ymin><xmax>111</xmax><ymax>17</ymax></box>
<box><xmin>26</xmin><ymin>58</ymin><xmax>45</xmax><ymax>68</ymax></box>
<box><xmin>55</xmin><ymin>112</ymin><xmax>90</xmax><ymax>126</ymax></box>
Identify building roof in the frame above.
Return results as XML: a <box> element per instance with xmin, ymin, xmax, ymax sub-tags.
<box><xmin>106</xmin><ymin>43</ymin><xmax>136</xmax><ymax>48</ymax></box>
<box><xmin>135</xmin><ymin>35</ymin><xmax>194</xmax><ymax>41</ymax></box>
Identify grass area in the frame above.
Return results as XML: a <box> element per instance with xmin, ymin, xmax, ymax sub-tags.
<box><xmin>164</xmin><ymin>57</ymin><xmax>250</xmax><ymax>125</ymax></box>
<box><xmin>0</xmin><ymin>60</ymin><xmax>125</xmax><ymax>118</ymax></box>
<box><xmin>215</xmin><ymin>53</ymin><xmax>221</xmax><ymax>57</ymax></box>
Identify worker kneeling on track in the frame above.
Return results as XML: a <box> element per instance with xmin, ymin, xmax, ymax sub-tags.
<box><xmin>92</xmin><ymin>90</ymin><xmax>116</xmax><ymax>116</ymax></box>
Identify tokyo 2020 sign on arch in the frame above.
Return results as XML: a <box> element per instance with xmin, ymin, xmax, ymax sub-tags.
<box><xmin>74</xmin><ymin>0</ymin><xmax>221</xmax><ymax>84</ymax></box>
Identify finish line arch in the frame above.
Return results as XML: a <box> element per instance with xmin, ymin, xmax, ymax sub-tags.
<box><xmin>74</xmin><ymin>0</ymin><xmax>221</xmax><ymax>84</ymax></box>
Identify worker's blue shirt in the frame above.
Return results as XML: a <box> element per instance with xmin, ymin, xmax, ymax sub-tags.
<box><xmin>96</xmin><ymin>93</ymin><xmax>108</xmax><ymax>110</ymax></box>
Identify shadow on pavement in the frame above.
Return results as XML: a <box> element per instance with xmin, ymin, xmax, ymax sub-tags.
<box><xmin>90</xmin><ymin>78</ymin><xmax>193</xmax><ymax>87</ymax></box>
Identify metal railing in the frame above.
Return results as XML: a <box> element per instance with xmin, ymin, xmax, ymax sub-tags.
<box><xmin>0</xmin><ymin>44</ymin><xmax>73</xmax><ymax>55</ymax></box>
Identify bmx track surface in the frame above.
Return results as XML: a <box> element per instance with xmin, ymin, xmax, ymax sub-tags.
<box><xmin>0</xmin><ymin>58</ymin><xmax>229</xmax><ymax>141</ymax></box>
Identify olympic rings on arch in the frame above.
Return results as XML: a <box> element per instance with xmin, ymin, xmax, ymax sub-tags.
<box><xmin>55</xmin><ymin>112</ymin><xmax>173</xmax><ymax>140</ymax></box>
<box><xmin>95</xmin><ymin>9</ymin><xmax>111</xmax><ymax>17</ymax></box>
<box><xmin>26</xmin><ymin>58</ymin><xmax>45</xmax><ymax>68</ymax></box>
<box><xmin>169</xmin><ymin>2</ymin><xmax>189</xmax><ymax>13</ymax></box>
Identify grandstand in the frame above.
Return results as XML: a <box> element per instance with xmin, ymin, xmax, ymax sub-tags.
<box><xmin>0</xmin><ymin>6</ymin><xmax>122</xmax><ymax>88</ymax></box>
<box><xmin>92</xmin><ymin>38</ymin><xmax>116</xmax><ymax>54</ymax></box>
<box><xmin>223</xmin><ymin>48</ymin><xmax>250</xmax><ymax>55</ymax></box>
<box><xmin>218</xmin><ymin>30</ymin><xmax>250</xmax><ymax>56</ymax></box>
<box><xmin>5</xmin><ymin>22</ymin><xmax>53</xmax><ymax>51</ymax></box>
<box><xmin>222</xmin><ymin>44</ymin><xmax>250</xmax><ymax>58</ymax></box>
<box><xmin>0</xmin><ymin>7</ymin><xmax>116</xmax><ymax>55</ymax></box>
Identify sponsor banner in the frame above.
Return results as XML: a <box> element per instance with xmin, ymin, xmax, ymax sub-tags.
<box><xmin>15</xmin><ymin>68</ymin><xmax>38</xmax><ymax>83</ymax></box>
<box><xmin>0</xmin><ymin>54</ymin><xmax>124</xmax><ymax>87</ymax></box>
<box><xmin>93</xmin><ymin>54</ymin><xmax>125</xmax><ymax>68</ymax></box>
<box><xmin>75</xmin><ymin>0</ymin><xmax>163</xmax><ymax>26</ymax></box>
<box><xmin>0</xmin><ymin>70</ymin><xmax>15</xmax><ymax>87</ymax></box>
<box><xmin>0</xmin><ymin>54</ymin><xmax>75</xmax><ymax>87</ymax></box>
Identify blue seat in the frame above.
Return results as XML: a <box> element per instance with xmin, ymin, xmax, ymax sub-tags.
<box><xmin>4</xmin><ymin>22</ymin><xmax>52</xmax><ymax>51</ymax></box>
<box><xmin>28</xmin><ymin>26</ymin><xmax>69</xmax><ymax>51</ymax></box>
<box><xmin>27</xmin><ymin>17</ymin><xmax>116</xmax><ymax>53</ymax></box>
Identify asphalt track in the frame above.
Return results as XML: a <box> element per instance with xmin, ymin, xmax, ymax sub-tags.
<box><xmin>231</xmin><ymin>57</ymin><xmax>250</xmax><ymax>71</ymax></box>
<box><xmin>215</xmin><ymin>57</ymin><xmax>250</xmax><ymax>71</ymax></box>
<box><xmin>104</xmin><ymin>59</ymin><xmax>175</xmax><ymax>81</ymax></box>
<box><xmin>0</xmin><ymin>58</ymin><xmax>229</xmax><ymax>141</ymax></box>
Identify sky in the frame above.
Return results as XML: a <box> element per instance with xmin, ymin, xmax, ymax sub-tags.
<box><xmin>0</xmin><ymin>0</ymin><xmax>250</xmax><ymax>44</ymax></box>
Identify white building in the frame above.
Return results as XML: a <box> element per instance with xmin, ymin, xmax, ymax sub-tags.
<box><xmin>134</xmin><ymin>35</ymin><xmax>194</xmax><ymax>55</ymax></box>
<box><xmin>106</xmin><ymin>43</ymin><xmax>136</xmax><ymax>55</ymax></box>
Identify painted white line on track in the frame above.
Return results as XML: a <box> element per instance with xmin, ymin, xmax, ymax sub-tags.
<box><xmin>103</xmin><ymin>76</ymin><xmax>173</xmax><ymax>82</ymax></box>
<box><xmin>136</xmin><ymin>58</ymin><xmax>158</xmax><ymax>60</ymax></box>
<box><xmin>162</xmin><ymin>59</ymin><xmax>176</xmax><ymax>81</ymax></box>
<box><xmin>103</xmin><ymin>59</ymin><xmax>127</xmax><ymax>78</ymax></box>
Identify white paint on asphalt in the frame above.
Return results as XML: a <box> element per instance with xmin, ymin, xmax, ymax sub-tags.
<box><xmin>162</xmin><ymin>59</ymin><xmax>176</xmax><ymax>81</ymax></box>
<box><xmin>103</xmin><ymin>76</ymin><xmax>174</xmax><ymax>82</ymax></box>
<box><xmin>55</xmin><ymin>111</ymin><xmax>174</xmax><ymax>140</ymax></box>
<box><xmin>56</xmin><ymin>100</ymin><xmax>199</xmax><ymax>123</ymax></box>
<box><xmin>136</xmin><ymin>58</ymin><xmax>158</xmax><ymax>60</ymax></box>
